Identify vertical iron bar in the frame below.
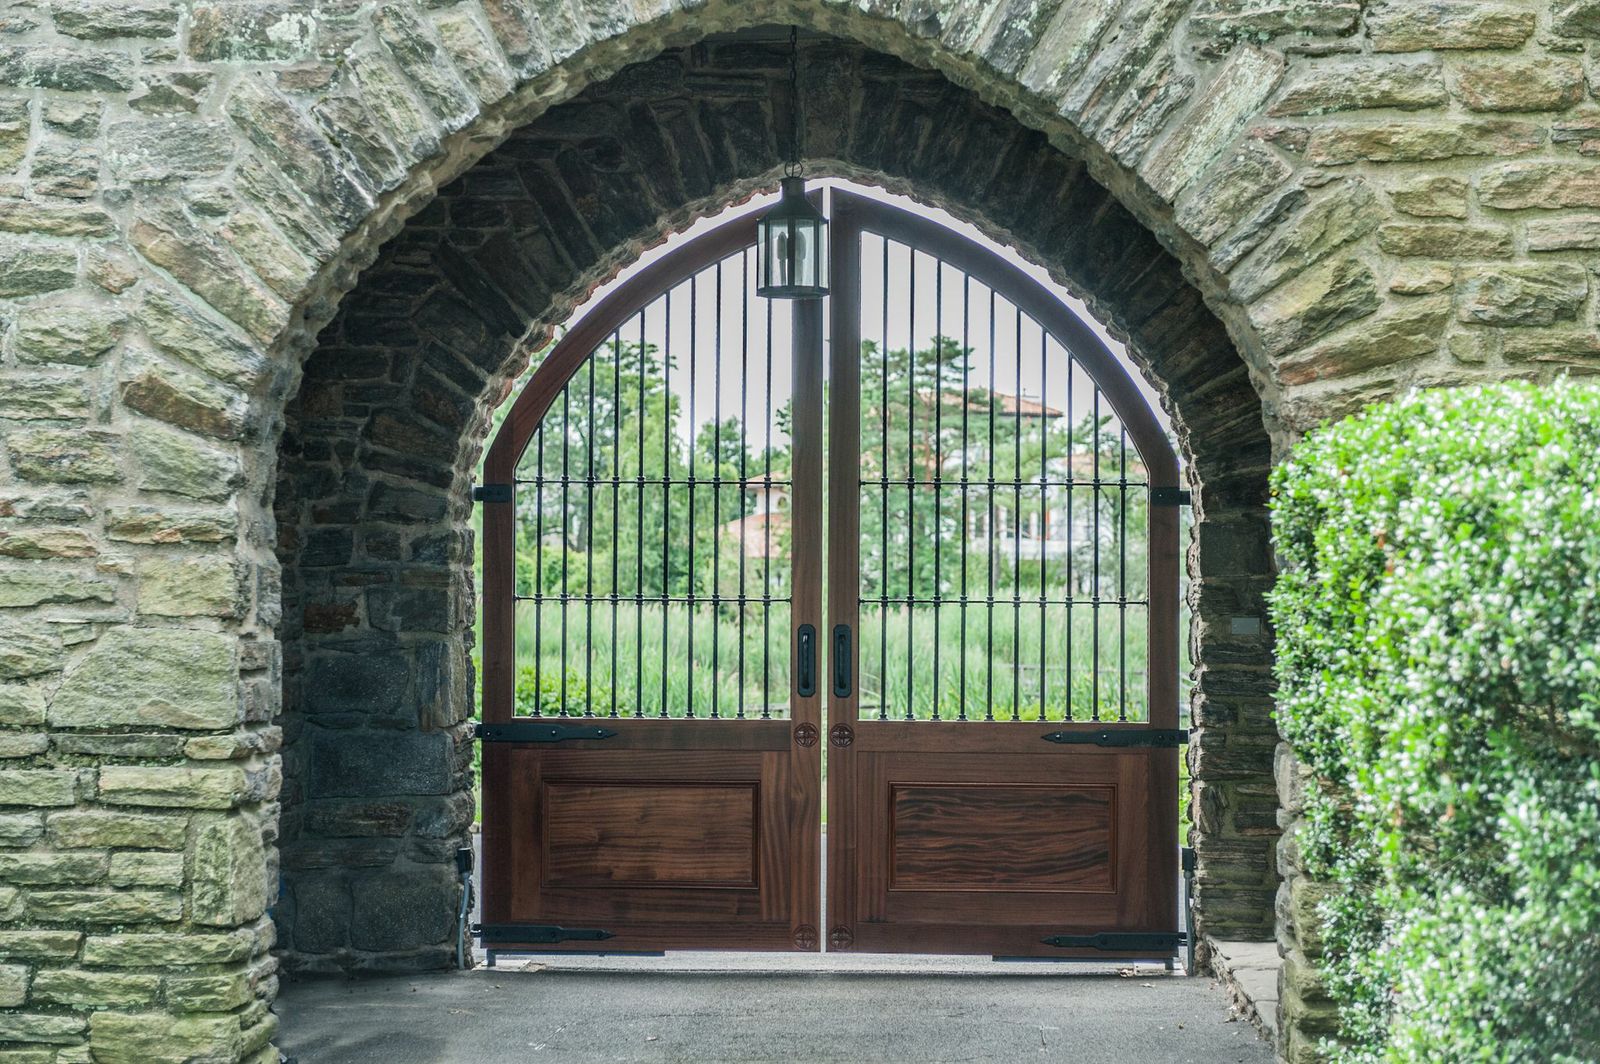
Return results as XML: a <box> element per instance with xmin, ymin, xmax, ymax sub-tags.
<box><xmin>560</xmin><ymin>383</ymin><xmax>570</xmax><ymax>715</ymax></box>
<box><xmin>711</xmin><ymin>262</ymin><xmax>722</xmax><ymax>719</ymax></box>
<box><xmin>610</xmin><ymin>330</ymin><xmax>621</xmax><ymax>719</ymax></box>
<box><xmin>533</xmin><ymin>421</ymin><xmax>545</xmax><ymax>716</ymax></box>
<box><xmin>905</xmin><ymin>244</ymin><xmax>916</xmax><ymax>722</ymax></box>
<box><xmin>932</xmin><ymin>258</ymin><xmax>942</xmax><ymax>721</ymax></box>
<box><xmin>958</xmin><ymin>272</ymin><xmax>969</xmax><ymax>721</ymax></box>
<box><xmin>687</xmin><ymin>274</ymin><xmax>698</xmax><ymax>720</ymax></box>
<box><xmin>762</xmin><ymin>293</ymin><xmax>774</xmax><ymax>718</ymax></box>
<box><xmin>1039</xmin><ymin>326</ymin><xmax>1049</xmax><ymax>720</ymax></box>
<box><xmin>661</xmin><ymin>290</ymin><xmax>672</xmax><ymax>719</ymax></box>
<box><xmin>636</xmin><ymin>312</ymin><xmax>646</xmax><ymax>719</ymax></box>
<box><xmin>985</xmin><ymin>286</ymin><xmax>996</xmax><ymax>722</ymax></box>
<box><xmin>1092</xmin><ymin>386</ymin><xmax>1101</xmax><ymax>722</ymax></box>
<box><xmin>584</xmin><ymin>344</ymin><xmax>595</xmax><ymax>717</ymax></box>
<box><xmin>1119</xmin><ymin>422</ymin><xmax>1128</xmax><ymax>722</ymax></box>
<box><xmin>1012</xmin><ymin>304</ymin><xmax>1022</xmax><ymax>723</ymax></box>
<box><xmin>1065</xmin><ymin>352</ymin><xmax>1074</xmax><ymax>722</ymax></box>
<box><xmin>879</xmin><ymin>236</ymin><xmax>889</xmax><ymax>721</ymax></box>
<box><xmin>737</xmin><ymin>249</ymin><xmax>749</xmax><ymax>719</ymax></box>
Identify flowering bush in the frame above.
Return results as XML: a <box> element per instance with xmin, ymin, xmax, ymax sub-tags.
<box><xmin>1270</xmin><ymin>381</ymin><xmax>1600</xmax><ymax>1061</ymax></box>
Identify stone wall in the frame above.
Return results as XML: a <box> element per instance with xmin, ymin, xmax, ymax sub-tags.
<box><xmin>0</xmin><ymin>1</ymin><xmax>1593</xmax><ymax>1060</ymax></box>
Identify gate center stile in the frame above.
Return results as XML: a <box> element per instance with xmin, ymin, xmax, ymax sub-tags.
<box><xmin>477</xmin><ymin>188</ymin><xmax>1182</xmax><ymax>962</ymax></box>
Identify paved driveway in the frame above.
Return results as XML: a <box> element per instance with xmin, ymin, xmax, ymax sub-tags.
<box><xmin>277</xmin><ymin>962</ymin><xmax>1272</xmax><ymax>1064</ymax></box>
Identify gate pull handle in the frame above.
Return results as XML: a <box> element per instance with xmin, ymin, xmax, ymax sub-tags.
<box><xmin>832</xmin><ymin>624</ymin><xmax>852</xmax><ymax>699</ymax></box>
<box><xmin>796</xmin><ymin>624</ymin><xmax>817</xmax><ymax>697</ymax></box>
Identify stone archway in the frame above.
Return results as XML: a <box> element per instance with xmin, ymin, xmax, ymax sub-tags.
<box><xmin>0</xmin><ymin>0</ymin><xmax>1589</xmax><ymax>1059</ymax></box>
<box><xmin>273</xmin><ymin>30</ymin><xmax>1277</xmax><ymax>975</ymax></box>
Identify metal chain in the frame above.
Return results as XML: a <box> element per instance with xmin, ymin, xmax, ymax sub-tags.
<box><xmin>786</xmin><ymin>25</ymin><xmax>802</xmax><ymax>177</ymax></box>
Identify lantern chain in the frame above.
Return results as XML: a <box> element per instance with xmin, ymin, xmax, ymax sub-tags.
<box><xmin>786</xmin><ymin>25</ymin><xmax>802</xmax><ymax>178</ymax></box>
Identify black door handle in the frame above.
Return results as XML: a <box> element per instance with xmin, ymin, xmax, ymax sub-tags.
<box><xmin>796</xmin><ymin>624</ymin><xmax>816</xmax><ymax>697</ymax></box>
<box><xmin>832</xmin><ymin>624</ymin><xmax>852</xmax><ymax>699</ymax></box>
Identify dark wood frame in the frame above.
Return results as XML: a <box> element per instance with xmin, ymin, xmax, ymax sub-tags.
<box><xmin>824</xmin><ymin>189</ymin><xmax>1182</xmax><ymax>957</ymax></box>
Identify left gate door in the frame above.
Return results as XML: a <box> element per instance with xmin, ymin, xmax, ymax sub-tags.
<box><xmin>478</xmin><ymin>215</ymin><xmax>822</xmax><ymax>953</ymax></box>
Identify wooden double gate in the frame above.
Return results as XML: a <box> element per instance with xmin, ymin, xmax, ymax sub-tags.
<box><xmin>478</xmin><ymin>190</ymin><xmax>1183</xmax><ymax>959</ymax></box>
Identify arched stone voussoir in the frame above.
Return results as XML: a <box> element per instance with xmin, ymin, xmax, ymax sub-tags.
<box><xmin>201</xmin><ymin>0</ymin><xmax>1347</xmax><ymax>433</ymax></box>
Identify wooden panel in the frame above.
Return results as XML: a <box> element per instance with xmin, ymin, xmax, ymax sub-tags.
<box><xmin>889</xmin><ymin>783</ymin><xmax>1114</xmax><ymax>892</ymax></box>
<box><xmin>543</xmin><ymin>781</ymin><xmax>757</xmax><ymax>889</ymax></box>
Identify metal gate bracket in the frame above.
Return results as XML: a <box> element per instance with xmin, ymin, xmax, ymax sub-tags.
<box><xmin>473</xmin><ymin>922</ymin><xmax>614</xmax><ymax>944</ymax></box>
<box><xmin>1041</xmin><ymin>728</ymin><xmax>1186</xmax><ymax>748</ymax></box>
<box><xmin>1041</xmin><ymin>931</ymin><xmax>1186</xmax><ymax>952</ymax></box>
<box><xmin>472</xmin><ymin>483</ymin><xmax>513</xmax><ymax>504</ymax></box>
<box><xmin>1151</xmin><ymin>486</ymin><xmax>1191</xmax><ymax>507</ymax></box>
<box><xmin>475</xmin><ymin>721</ymin><xmax>618</xmax><ymax>743</ymax></box>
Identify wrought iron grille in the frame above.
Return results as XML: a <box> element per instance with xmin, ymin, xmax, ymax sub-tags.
<box><xmin>511</xmin><ymin>249</ymin><xmax>794</xmax><ymax>719</ymax></box>
<box><xmin>854</xmin><ymin>234</ymin><xmax>1152</xmax><ymax>723</ymax></box>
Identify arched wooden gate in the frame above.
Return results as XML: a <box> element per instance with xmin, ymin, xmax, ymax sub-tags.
<box><xmin>477</xmin><ymin>189</ymin><xmax>1182</xmax><ymax>959</ymax></box>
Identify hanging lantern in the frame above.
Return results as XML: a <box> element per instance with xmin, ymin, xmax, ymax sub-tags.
<box><xmin>757</xmin><ymin>175</ymin><xmax>829</xmax><ymax>299</ymax></box>
<box><xmin>756</xmin><ymin>27</ymin><xmax>828</xmax><ymax>300</ymax></box>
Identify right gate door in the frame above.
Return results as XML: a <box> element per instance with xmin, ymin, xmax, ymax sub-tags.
<box><xmin>825</xmin><ymin>190</ymin><xmax>1184</xmax><ymax>958</ymax></box>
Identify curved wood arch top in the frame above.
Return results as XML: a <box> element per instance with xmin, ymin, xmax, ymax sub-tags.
<box><xmin>481</xmin><ymin>214</ymin><xmax>759</xmax><ymax>488</ymax></box>
<box><xmin>828</xmin><ymin>189</ymin><xmax>1179</xmax><ymax>489</ymax></box>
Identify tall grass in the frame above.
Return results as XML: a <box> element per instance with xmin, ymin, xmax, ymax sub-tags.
<box><xmin>515</xmin><ymin>601</ymin><xmax>792</xmax><ymax>718</ymax></box>
<box><xmin>859</xmin><ymin>604</ymin><xmax>1148</xmax><ymax>722</ymax></box>
<box><xmin>514</xmin><ymin>600</ymin><xmax>1148</xmax><ymax>722</ymax></box>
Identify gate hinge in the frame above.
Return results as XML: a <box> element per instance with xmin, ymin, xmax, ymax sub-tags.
<box><xmin>1041</xmin><ymin>728</ymin><xmax>1187</xmax><ymax>748</ymax></box>
<box><xmin>473</xmin><ymin>922</ymin><xmax>614</xmax><ymax>945</ymax></box>
<box><xmin>473</xmin><ymin>483</ymin><xmax>513</xmax><ymax>504</ymax></box>
<box><xmin>475</xmin><ymin>721</ymin><xmax>618</xmax><ymax>743</ymax></box>
<box><xmin>1151</xmin><ymin>486</ymin><xmax>1191</xmax><ymax>507</ymax></box>
<box><xmin>1041</xmin><ymin>931</ymin><xmax>1186</xmax><ymax>952</ymax></box>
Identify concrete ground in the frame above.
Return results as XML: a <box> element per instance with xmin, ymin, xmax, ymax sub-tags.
<box><xmin>276</xmin><ymin>958</ymin><xmax>1273</xmax><ymax>1064</ymax></box>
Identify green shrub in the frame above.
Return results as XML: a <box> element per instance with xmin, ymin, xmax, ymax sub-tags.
<box><xmin>1269</xmin><ymin>380</ymin><xmax>1600</xmax><ymax>1062</ymax></box>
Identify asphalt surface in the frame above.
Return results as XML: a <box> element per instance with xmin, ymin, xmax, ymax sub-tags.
<box><xmin>276</xmin><ymin>964</ymin><xmax>1272</xmax><ymax>1063</ymax></box>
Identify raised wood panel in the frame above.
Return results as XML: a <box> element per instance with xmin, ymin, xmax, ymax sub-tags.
<box><xmin>542</xmin><ymin>781</ymin><xmax>758</xmax><ymax>889</ymax></box>
<box><xmin>888</xmin><ymin>783</ymin><xmax>1115</xmax><ymax>892</ymax></box>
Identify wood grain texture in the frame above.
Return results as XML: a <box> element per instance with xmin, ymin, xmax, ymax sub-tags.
<box><xmin>543</xmin><ymin>781</ymin><xmax>758</xmax><ymax>888</ymax></box>
<box><xmin>889</xmin><ymin>783</ymin><xmax>1115</xmax><ymax>892</ymax></box>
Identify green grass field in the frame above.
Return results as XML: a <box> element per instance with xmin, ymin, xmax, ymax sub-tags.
<box><xmin>512</xmin><ymin>601</ymin><xmax>1150</xmax><ymax>722</ymax></box>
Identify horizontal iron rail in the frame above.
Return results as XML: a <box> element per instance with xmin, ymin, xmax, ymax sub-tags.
<box><xmin>473</xmin><ymin>923</ymin><xmax>614</xmax><ymax>944</ymax></box>
<box><xmin>1041</xmin><ymin>728</ymin><xmax>1187</xmax><ymax>748</ymax></box>
<box><xmin>513</xmin><ymin>475</ymin><xmax>793</xmax><ymax>488</ymax></box>
<box><xmin>474</xmin><ymin>721</ymin><xmax>618</xmax><ymax>743</ymax></box>
<box><xmin>861</xmin><ymin>596</ymin><xmax>1151</xmax><ymax>608</ymax></box>
<box><xmin>512</xmin><ymin>593</ymin><xmax>793</xmax><ymax>605</ymax></box>
<box><xmin>1040</xmin><ymin>931</ymin><xmax>1186</xmax><ymax>951</ymax></box>
<box><xmin>860</xmin><ymin>477</ymin><xmax>1152</xmax><ymax>490</ymax></box>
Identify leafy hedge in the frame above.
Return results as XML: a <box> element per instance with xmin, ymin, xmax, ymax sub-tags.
<box><xmin>1269</xmin><ymin>381</ymin><xmax>1600</xmax><ymax>1062</ymax></box>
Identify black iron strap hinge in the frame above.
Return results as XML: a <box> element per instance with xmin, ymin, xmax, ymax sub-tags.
<box><xmin>1041</xmin><ymin>728</ymin><xmax>1187</xmax><ymax>748</ymax></box>
<box><xmin>474</xmin><ymin>922</ymin><xmax>614</xmax><ymax>944</ymax></box>
<box><xmin>474</xmin><ymin>721</ymin><xmax>618</xmax><ymax>743</ymax></box>
<box><xmin>1041</xmin><ymin>931</ymin><xmax>1187</xmax><ymax>952</ymax></box>
<box><xmin>473</xmin><ymin>483</ymin><xmax>513</xmax><ymax>504</ymax></box>
<box><xmin>1151</xmin><ymin>486</ymin><xmax>1191</xmax><ymax>507</ymax></box>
